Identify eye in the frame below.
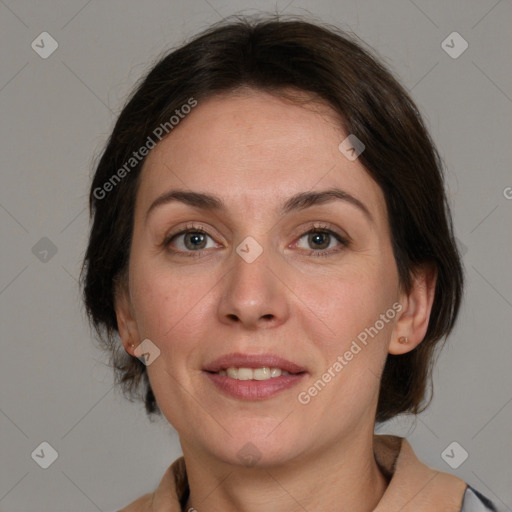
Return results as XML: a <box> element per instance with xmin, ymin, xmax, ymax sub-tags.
<box><xmin>163</xmin><ymin>223</ymin><xmax>349</xmax><ymax>258</ymax></box>
<box><xmin>164</xmin><ymin>225</ymin><xmax>218</xmax><ymax>255</ymax></box>
<box><xmin>295</xmin><ymin>225</ymin><xmax>348</xmax><ymax>257</ymax></box>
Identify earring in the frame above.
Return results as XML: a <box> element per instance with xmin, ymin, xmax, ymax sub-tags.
<box><xmin>398</xmin><ymin>336</ymin><xmax>409</xmax><ymax>344</ymax></box>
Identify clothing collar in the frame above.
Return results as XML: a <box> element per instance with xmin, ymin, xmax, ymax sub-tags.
<box><xmin>119</xmin><ymin>435</ymin><xmax>468</xmax><ymax>511</ymax></box>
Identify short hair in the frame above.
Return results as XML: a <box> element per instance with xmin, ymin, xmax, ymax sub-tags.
<box><xmin>81</xmin><ymin>15</ymin><xmax>464</xmax><ymax>423</ymax></box>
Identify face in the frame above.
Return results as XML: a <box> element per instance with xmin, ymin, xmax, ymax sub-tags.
<box><xmin>117</xmin><ymin>89</ymin><xmax>408</xmax><ymax>468</ymax></box>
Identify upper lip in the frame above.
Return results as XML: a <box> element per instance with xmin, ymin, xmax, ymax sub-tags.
<box><xmin>203</xmin><ymin>353</ymin><xmax>306</xmax><ymax>374</ymax></box>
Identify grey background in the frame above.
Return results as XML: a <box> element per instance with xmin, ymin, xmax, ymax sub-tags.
<box><xmin>0</xmin><ymin>0</ymin><xmax>511</xmax><ymax>511</ymax></box>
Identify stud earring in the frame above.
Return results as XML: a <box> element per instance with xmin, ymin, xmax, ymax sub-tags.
<box><xmin>398</xmin><ymin>336</ymin><xmax>409</xmax><ymax>344</ymax></box>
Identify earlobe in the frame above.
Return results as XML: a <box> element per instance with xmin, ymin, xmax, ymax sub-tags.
<box><xmin>389</xmin><ymin>265</ymin><xmax>437</xmax><ymax>355</ymax></box>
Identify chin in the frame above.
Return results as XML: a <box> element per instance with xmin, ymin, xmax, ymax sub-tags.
<box><xmin>208</xmin><ymin>428</ymin><xmax>308</xmax><ymax>469</ymax></box>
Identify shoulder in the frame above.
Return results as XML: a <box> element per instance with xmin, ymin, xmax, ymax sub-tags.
<box><xmin>374</xmin><ymin>435</ymin><xmax>498</xmax><ymax>512</ymax></box>
<box><xmin>460</xmin><ymin>485</ymin><xmax>498</xmax><ymax>512</ymax></box>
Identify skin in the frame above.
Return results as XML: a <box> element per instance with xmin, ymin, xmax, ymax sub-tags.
<box><xmin>115</xmin><ymin>88</ymin><xmax>437</xmax><ymax>512</ymax></box>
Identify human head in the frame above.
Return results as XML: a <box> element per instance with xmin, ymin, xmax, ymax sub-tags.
<box><xmin>81</xmin><ymin>15</ymin><xmax>463</xmax><ymax>426</ymax></box>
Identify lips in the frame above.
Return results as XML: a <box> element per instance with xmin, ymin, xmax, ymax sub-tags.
<box><xmin>203</xmin><ymin>353</ymin><xmax>306</xmax><ymax>375</ymax></box>
<box><xmin>203</xmin><ymin>352</ymin><xmax>307</xmax><ymax>400</ymax></box>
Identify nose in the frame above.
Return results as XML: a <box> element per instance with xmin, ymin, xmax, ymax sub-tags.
<box><xmin>216</xmin><ymin>243</ymin><xmax>290</xmax><ymax>330</ymax></box>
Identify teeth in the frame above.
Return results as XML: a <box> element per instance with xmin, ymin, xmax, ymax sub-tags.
<box><xmin>254</xmin><ymin>367</ymin><xmax>270</xmax><ymax>380</ymax></box>
<box><xmin>219</xmin><ymin>367</ymin><xmax>291</xmax><ymax>380</ymax></box>
<box><xmin>270</xmin><ymin>367</ymin><xmax>282</xmax><ymax>378</ymax></box>
<box><xmin>226</xmin><ymin>367</ymin><xmax>238</xmax><ymax>379</ymax></box>
<box><xmin>237</xmin><ymin>368</ymin><xmax>253</xmax><ymax>381</ymax></box>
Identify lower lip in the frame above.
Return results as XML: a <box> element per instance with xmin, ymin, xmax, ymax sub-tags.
<box><xmin>204</xmin><ymin>371</ymin><xmax>306</xmax><ymax>400</ymax></box>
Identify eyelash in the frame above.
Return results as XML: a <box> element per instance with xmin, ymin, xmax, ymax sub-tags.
<box><xmin>163</xmin><ymin>222</ymin><xmax>349</xmax><ymax>258</ymax></box>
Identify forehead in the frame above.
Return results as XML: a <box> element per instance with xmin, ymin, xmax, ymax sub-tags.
<box><xmin>137</xmin><ymin>89</ymin><xmax>387</xmax><ymax>225</ymax></box>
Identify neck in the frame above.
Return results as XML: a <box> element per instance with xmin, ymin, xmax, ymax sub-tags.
<box><xmin>182</xmin><ymin>432</ymin><xmax>388</xmax><ymax>512</ymax></box>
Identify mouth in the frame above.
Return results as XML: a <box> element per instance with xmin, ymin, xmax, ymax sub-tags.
<box><xmin>212</xmin><ymin>367</ymin><xmax>295</xmax><ymax>380</ymax></box>
<box><xmin>203</xmin><ymin>353</ymin><xmax>307</xmax><ymax>400</ymax></box>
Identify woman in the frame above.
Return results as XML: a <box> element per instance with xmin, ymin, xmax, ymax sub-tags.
<box><xmin>81</xmin><ymin>15</ymin><xmax>497</xmax><ymax>511</ymax></box>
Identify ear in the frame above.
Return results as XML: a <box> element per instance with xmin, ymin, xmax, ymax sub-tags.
<box><xmin>389</xmin><ymin>264</ymin><xmax>437</xmax><ymax>355</ymax></box>
<box><xmin>114</xmin><ymin>276</ymin><xmax>140</xmax><ymax>357</ymax></box>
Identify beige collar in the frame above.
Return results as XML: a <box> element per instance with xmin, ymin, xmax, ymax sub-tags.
<box><xmin>119</xmin><ymin>435</ymin><xmax>468</xmax><ymax>511</ymax></box>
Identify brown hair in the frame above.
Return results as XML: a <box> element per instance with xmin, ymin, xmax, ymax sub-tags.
<box><xmin>81</xmin><ymin>14</ymin><xmax>463</xmax><ymax>423</ymax></box>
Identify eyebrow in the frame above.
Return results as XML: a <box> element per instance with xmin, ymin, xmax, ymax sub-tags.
<box><xmin>145</xmin><ymin>187</ymin><xmax>373</xmax><ymax>223</ymax></box>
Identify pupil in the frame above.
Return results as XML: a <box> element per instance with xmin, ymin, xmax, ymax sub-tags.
<box><xmin>310</xmin><ymin>232</ymin><xmax>329</xmax><ymax>249</ymax></box>
<box><xmin>186</xmin><ymin>232</ymin><xmax>205</xmax><ymax>250</ymax></box>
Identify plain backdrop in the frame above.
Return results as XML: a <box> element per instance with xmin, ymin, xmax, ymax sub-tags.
<box><xmin>0</xmin><ymin>1</ymin><xmax>511</xmax><ymax>511</ymax></box>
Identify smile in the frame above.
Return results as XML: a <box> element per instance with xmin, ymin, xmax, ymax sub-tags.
<box><xmin>203</xmin><ymin>352</ymin><xmax>307</xmax><ymax>399</ymax></box>
<box><xmin>216</xmin><ymin>367</ymin><xmax>291</xmax><ymax>380</ymax></box>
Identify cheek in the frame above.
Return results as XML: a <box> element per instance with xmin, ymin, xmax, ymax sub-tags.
<box><xmin>129</xmin><ymin>261</ymin><xmax>218</xmax><ymax>363</ymax></box>
<box><xmin>306</xmin><ymin>257</ymin><xmax>398</xmax><ymax>343</ymax></box>
<box><xmin>129</xmin><ymin>267</ymin><xmax>211</xmax><ymax>411</ymax></box>
<box><xmin>303</xmin><ymin>257</ymin><xmax>398</xmax><ymax>388</ymax></box>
